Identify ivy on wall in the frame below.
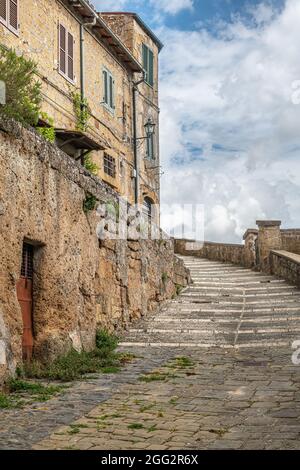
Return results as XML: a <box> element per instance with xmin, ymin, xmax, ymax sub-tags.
<box><xmin>71</xmin><ymin>91</ymin><xmax>91</xmax><ymax>132</ymax></box>
<box><xmin>36</xmin><ymin>111</ymin><xmax>56</xmax><ymax>143</ymax></box>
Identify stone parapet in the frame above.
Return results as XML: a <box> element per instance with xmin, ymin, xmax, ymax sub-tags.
<box><xmin>270</xmin><ymin>250</ymin><xmax>300</xmax><ymax>287</ymax></box>
<box><xmin>256</xmin><ymin>220</ymin><xmax>282</xmax><ymax>273</ymax></box>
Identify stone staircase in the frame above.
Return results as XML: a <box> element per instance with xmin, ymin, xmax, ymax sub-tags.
<box><xmin>119</xmin><ymin>256</ymin><xmax>300</xmax><ymax>349</ymax></box>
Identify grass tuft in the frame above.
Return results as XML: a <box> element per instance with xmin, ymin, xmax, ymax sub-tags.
<box><xmin>139</xmin><ymin>371</ymin><xmax>178</xmax><ymax>383</ymax></box>
<box><xmin>22</xmin><ymin>330</ymin><xmax>126</xmax><ymax>382</ymax></box>
<box><xmin>128</xmin><ymin>423</ymin><xmax>144</xmax><ymax>430</ymax></box>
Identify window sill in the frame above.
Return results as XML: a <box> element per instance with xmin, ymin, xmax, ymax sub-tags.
<box><xmin>58</xmin><ymin>69</ymin><xmax>76</xmax><ymax>86</ymax></box>
<box><xmin>0</xmin><ymin>19</ymin><xmax>20</xmax><ymax>37</ymax></box>
<box><xmin>101</xmin><ymin>103</ymin><xmax>115</xmax><ymax>116</ymax></box>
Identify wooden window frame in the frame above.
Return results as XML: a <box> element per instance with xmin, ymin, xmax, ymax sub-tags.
<box><xmin>58</xmin><ymin>22</ymin><xmax>75</xmax><ymax>84</ymax></box>
<box><xmin>102</xmin><ymin>67</ymin><xmax>115</xmax><ymax>113</ymax></box>
<box><xmin>103</xmin><ymin>153</ymin><xmax>116</xmax><ymax>178</ymax></box>
<box><xmin>0</xmin><ymin>0</ymin><xmax>19</xmax><ymax>36</ymax></box>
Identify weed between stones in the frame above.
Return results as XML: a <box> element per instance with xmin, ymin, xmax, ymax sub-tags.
<box><xmin>0</xmin><ymin>330</ymin><xmax>136</xmax><ymax>408</ymax></box>
<box><xmin>20</xmin><ymin>330</ymin><xmax>134</xmax><ymax>382</ymax></box>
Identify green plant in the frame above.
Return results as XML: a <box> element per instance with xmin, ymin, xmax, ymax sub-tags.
<box><xmin>84</xmin><ymin>152</ymin><xmax>98</xmax><ymax>175</ymax></box>
<box><xmin>128</xmin><ymin>423</ymin><xmax>144</xmax><ymax>430</ymax></box>
<box><xmin>138</xmin><ymin>371</ymin><xmax>177</xmax><ymax>383</ymax></box>
<box><xmin>8</xmin><ymin>379</ymin><xmax>63</xmax><ymax>401</ymax></box>
<box><xmin>83</xmin><ymin>194</ymin><xmax>98</xmax><ymax>213</ymax></box>
<box><xmin>169</xmin><ymin>396</ymin><xmax>179</xmax><ymax>405</ymax></box>
<box><xmin>106</xmin><ymin>200</ymin><xmax>120</xmax><ymax>222</ymax></box>
<box><xmin>0</xmin><ymin>393</ymin><xmax>21</xmax><ymax>409</ymax></box>
<box><xmin>175</xmin><ymin>284</ymin><xmax>184</xmax><ymax>296</ymax></box>
<box><xmin>36</xmin><ymin>126</ymin><xmax>56</xmax><ymax>143</ymax></box>
<box><xmin>170</xmin><ymin>356</ymin><xmax>195</xmax><ymax>369</ymax></box>
<box><xmin>0</xmin><ymin>46</ymin><xmax>42</xmax><ymax>126</ymax></box>
<box><xmin>209</xmin><ymin>428</ymin><xmax>228</xmax><ymax>437</ymax></box>
<box><xmin>161</xmin><ymin>272</ymin><xmax>168</xmax><ymax>283</ymax></box>
<box><xmin>139</xmin><ymin>403</ymin><xmax>155</xmax><ymax>413</ymax></box>
<box><xmin>147</xmin><ymin>425</ymin><xmax>157</xmax><ymax>433</ymax></box>
<box><xmin>36</xmin><ymin>111</ymin><xmax>56</xmax><ymax>143</ymax></box>
<box><xmin>23</xmin><ymin>330</ymin><xmax>123</xmax><ymax>382</ymax></box>
<box><xmin>71</xmin><ymin>90</ymin><xmax>91</xmax><ymax>132</ymax></box>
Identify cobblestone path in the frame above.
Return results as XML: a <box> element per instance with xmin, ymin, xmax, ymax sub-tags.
<box><xmin>1</xmin><ymin>256</ymin><xmax>300</xmax><ymax>450</ymax></box>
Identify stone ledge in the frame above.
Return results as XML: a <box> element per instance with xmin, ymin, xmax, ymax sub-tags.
<box><xmin>243</xmin><ymin>228</ymin><xmax>258</xmax><ymax>240</ymax></box>
<box><xmin>0</xmin><ymin>115</ymin><xmax>118</xmax><ymax>204</ymax></box>
<box><xmin>271</xmin><ymin>250</ymin><xmax>300</xmax><ymax>265</ymax></box>
<box><xmin>201</xmin><ymin>241</ymin><xmax>244</xmax><ymax>248</ymax></box>
<box><xmin>256</xmin><ymin>220</ymin><xmax>281</xmax><ymax>227</ymax></box>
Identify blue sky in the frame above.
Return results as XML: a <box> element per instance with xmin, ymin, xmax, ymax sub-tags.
<box><xmin>95</xmin><ymin>1</ymin><xmax>300</xmax><ymax>242</ymax></box>
<box><xmin>96</xmin><ymin>0</ymin><xmax>285</xmax><ymax>31</ymax></box>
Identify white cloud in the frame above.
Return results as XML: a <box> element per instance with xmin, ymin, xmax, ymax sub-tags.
<box><xmin>159</xmin><ymin>0</ymin><xmax>300</xmax><ymax>242</ymax></box>
<box><xmin>150</xmin><ymin>0</ymin><xmax>193</xmax><ymax>15</ymax></box>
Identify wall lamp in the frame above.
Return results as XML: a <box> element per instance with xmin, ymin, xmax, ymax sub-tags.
<box><xmin>135</xmin><ymin>118</ymin><xmax>156</xmax><ymax>141</ymax></box>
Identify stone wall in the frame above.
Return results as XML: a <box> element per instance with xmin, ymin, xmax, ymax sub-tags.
<box><xmin>0</xmin><ymin>117</ymin><xmax>189</xmax><ymax>386</ymax></box>
<box><xmin>174</xmin><ymin>221</ymin><xmax>300</xmax><ymax>288</ymax></box>
<box><xmin>270</xmin><ymin>250</ymin><xmax>300</xmax><ymax>288</ymax></box>
<box><xmin>174</xmin><ymin>240</ymin><xmax>246</xmax><ymax>266</ymax></box>
<box><xmin>0</xmin><ymin>0</ymin><xmax>161</xmax><ymax>207</ymax></box>
<box><xmin>281</xmin><ymin>230</ymin><xmax>300</xmax><ymax>256</ymax></box>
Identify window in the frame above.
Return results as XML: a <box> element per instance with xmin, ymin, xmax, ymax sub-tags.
<box><xmin>102</xmin><ymin>68</ymin><xmax>115</xmax><ymax>111</ymax></box>
<box><xmin>143</xmin><ymin>197</ymin><xmax>154</xmax><ymax>222</ymax></box>
<box><xmin>20</xmin><ymin>243</ymin><xmax>34</xmax><ymax>279</ymax></box>
<box><xmin>103</xmin><ymin>154</ymin><xmax>116</xmax><ymax>178</ymax></box>
<box><xmin>146</xmin><ymin>133</ymin><xmax>155</xmax><ymax>160</ymax></box>
<box><xmin>0</xmin><ymin>0</ymin><xmax>19</xmax><ymax>34</ymax></box>
<box><xmin>142</xmin><ymin>44</ymin><xmax>154</xmax><ymax>87</ymax></box>
<box><xmin>59</xmin><ymin>23</ymin><xmax>74</xmax><ymax>82</ymax></box>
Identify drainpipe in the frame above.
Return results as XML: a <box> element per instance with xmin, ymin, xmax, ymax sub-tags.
<box><xmin>133</xmin><ymin>74</ymin><xmax>146</xmax><ymax>205</ymax></box>
<box><xmin>78</xmin><ymin>15</ymin><xmax>96</xmax><ymax>164</ymax></box>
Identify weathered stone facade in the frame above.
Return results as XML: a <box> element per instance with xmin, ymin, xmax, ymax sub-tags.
<box><xmin>0</xmin><ymin>0</ymin><xmax>161</xmax><ymax>208</ymax></box>
<box><xmin>281</xmin><ymin>229</ymin><xmax>300</xmax><ymax>255</ymax></box>
<box><xmin>0</xmin><ymin>117</ymin><xmax>189</xmax><ymax>387</ymax></box>
<box><xmin>270</xmin><ymin>250</ymin><xmax>300</xmax><ymax>288</ymax></box>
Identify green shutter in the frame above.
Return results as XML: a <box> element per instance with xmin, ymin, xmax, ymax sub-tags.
<box><xmin>103</xmin><ymin>70</ymin><xmax>108</xmax><ymax>104</ymax></box>
<box><xmin>109</xmin><ymin>75</ymin><xmax>114</xmax><ymax>109</ymax></box>
<box><xmin>142</xmin><ymin>44</ymin><xmax>148</xmax><ymax>82</ymax></box>
<box><xmin>148</xmin><ymin>49</ymin><xmax>154</xmax><ymax>87</ymax></box>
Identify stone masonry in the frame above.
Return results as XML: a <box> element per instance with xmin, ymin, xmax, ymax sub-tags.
<box><xmin>0</xmin><ymin>117</ymin><xmax>189</xmax><ymax>387</ymax></box>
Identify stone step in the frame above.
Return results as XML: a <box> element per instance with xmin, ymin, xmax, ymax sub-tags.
<box><xmin>147</xmin><ymin>316</ymin><xmax>300</xmax><ymax>324</ymax></box>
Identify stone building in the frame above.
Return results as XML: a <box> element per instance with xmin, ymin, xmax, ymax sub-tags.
<box><xmin>0</xmin><ymin>1</ymin><xmax>192</xmax><ymax>387</ymax></box>
<box><xmin>0</xmin><ymin>0</ymin><xmax>163</xmax><ymax>211</ymax></box>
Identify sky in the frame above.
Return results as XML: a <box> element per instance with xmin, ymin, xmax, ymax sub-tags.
<box><xmin>94</xmin><ymin>0</ymin><xmax>300</xmax><ymax>243</ymax></box>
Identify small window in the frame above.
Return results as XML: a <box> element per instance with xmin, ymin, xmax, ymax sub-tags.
<box><xmin>103</xmin><ymin>154</ymin><xmax>116</xmax><ymax>178</ymax></box>
<box><xmin>142</xmin><ymin>44</ymin><xmax>154</xmax><ymax>87</ymax></box>
<box><xmin>20</xmin><ymin>243</ymin><xmax>34</xmax><ymax>279</ymax></box>
<box><xmin>102</xmin><ymin>68</ymin><xmax>115</xmax><ymax>111</ymax></box>
<box><xmin>146</xmin><ymin>133</ymin><xmax>155</xmax><ymax>160</ymax></box>
<box><xmin>59</xmin><ymin>23</ymin><xmax>74</xmax><ymax>82</ymax></box>
<box><xmin>143</xmin><ymin>197</ymin><xmax>154</xmax><ymax>222</ymax></box>
<box><xmin>0</xmin><ymin>0</ymin><xmax>19</xmax><ymax>34</ymax></box>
